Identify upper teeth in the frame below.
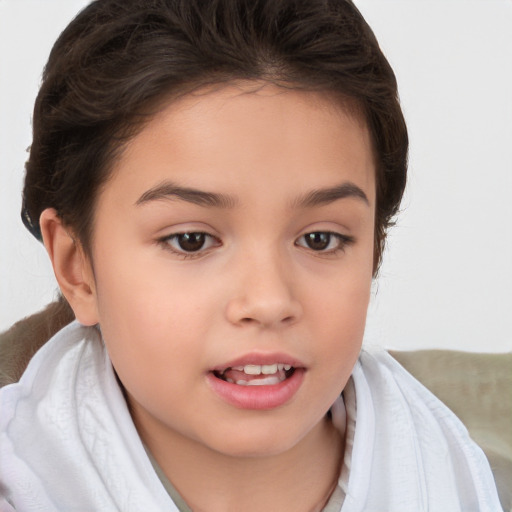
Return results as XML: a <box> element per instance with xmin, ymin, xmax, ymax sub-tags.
<box><xmin>231</xmin><ymin>364</ymin><xmax>292</xmax><ymax>375</ymax></box>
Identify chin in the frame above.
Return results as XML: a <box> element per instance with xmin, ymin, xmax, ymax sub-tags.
<box><xmin>199</xmin><ymin>416</ymin><xmax>319</xmax><ymax>460</ymax></box>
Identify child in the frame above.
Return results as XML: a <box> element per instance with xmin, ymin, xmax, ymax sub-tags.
<box><xmin>0</xmin><ymin>0</ymin><xmax>502</xmax><ymax>510</ymax></box>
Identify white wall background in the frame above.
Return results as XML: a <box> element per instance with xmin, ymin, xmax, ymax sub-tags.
<box><xmin>1</xmin><ymin>0</ymin><xmax>511</xmax><ymax>352</ymax></box>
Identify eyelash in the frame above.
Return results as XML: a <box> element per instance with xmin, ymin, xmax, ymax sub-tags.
<box><xmin>158</xmin><ymin>232</ymin><xmax>221</xmax><ymax>259</ymax></box>
<box><xmin>158</xmin><ymin>231</ymin><xmax>354</xmax><ymax>259</ymax></box>
<box><xmin>295</xmin><ymin>232</ymin><xmax>355</xmax><ymax>255</ymax></box>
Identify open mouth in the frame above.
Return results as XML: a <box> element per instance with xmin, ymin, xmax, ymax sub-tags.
<box><xmin>208</xmin><ymin>360</ymin><xmax>305</xmax><ymax>409</ymax></box>
<box><xmin>213</xmin><ymin>363</ymin><xmax>296</xmax><ymax>386</ymax></box>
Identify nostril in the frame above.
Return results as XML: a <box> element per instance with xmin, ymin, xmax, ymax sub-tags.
<box><xmin>236</xmin><ymin>315</ymin><xmax>295</xmax><ymax>327</ymax></box>
<box><xmin>225</xmin><ymin>293</ymin><xmax>302</xmax><ymax>327</ymax></box>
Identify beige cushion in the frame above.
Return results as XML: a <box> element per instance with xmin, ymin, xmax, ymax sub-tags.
<box><xmin>391</xmin><ymin>349</ymin><xmax>512</xmax><ymax>511</ymax></box>
<box><xmin>0</xmin><ymin>299</ymin><xmax>73</xmax><ymax>387</ymax></box>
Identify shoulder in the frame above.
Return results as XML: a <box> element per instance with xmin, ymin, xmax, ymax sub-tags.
<box><xmin>0</xmin><ymin>322</ymin><xmax>102</xmax><ymax>509</ymax></box>
<box><xmin>0</xmin><ymin>321</ymin><xmax>102</xmax><ymax>424</ymax></box>
<box><xmin>340</xmin><ymin>347</ymin><xmax>503</xmax><ymax>512</ymax></box>
<box><xmin>354</xmin><ymin>347</ymin><xmax>482</xmax><ymax>458</ymax></box>
<box><xmin>0</xmin><ymin>322</ymin><xmax>172</xmax><ymax>511</ymax></box>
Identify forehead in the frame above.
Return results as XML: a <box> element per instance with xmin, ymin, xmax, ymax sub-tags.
<box><xmin>104</xmin><ymin>82</ymin><xmax>375</xmax><ymax>206</ymax></box>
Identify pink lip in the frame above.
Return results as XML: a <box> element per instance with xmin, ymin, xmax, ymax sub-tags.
<box><xmin>207</xmin><ymin>369</ymin><xmax>304</xmax><ymax>410</ymax></box>
<box><xmin>206</xmin><ymin>356</ymin><xmax>305</xmax><ymax>411</ymax></box>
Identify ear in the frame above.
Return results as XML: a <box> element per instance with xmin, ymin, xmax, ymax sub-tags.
<box><xmin>40</xmin><ymin>208</ymin><xmax>99</xmax><ymax>326</ymax></box>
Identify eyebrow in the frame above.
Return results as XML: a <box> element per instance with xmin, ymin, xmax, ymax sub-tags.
<box><xmin>292</xmin><ymin>182</ymin><xmax>370</xmax><ymax>208</ymax></box>
<box><xmin>135</xmin><ymin>180</ymin><xmax>369</xmax><ymax>210</ymax></box>
<box><xmin>135</xmin><ymin>181</ymin><xmax>237</xmax><ymax>209</ymax></box>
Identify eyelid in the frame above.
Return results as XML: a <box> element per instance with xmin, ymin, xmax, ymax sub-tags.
<box><xmin>295</xmin><ymin>231</ymin><xmax>355</xmax><ymax>254</ymax></box>
<box><xmin>158</xmin><ymin>231</ymin><xmax>222</xmax><ymax>259</ymax></box>
<box><xmin>155</xmin><ymin>227</ymin><xmax>354</xmax><ymax>260</ymax></box>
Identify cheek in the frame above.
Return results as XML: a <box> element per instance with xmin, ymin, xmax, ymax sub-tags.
<box><xmin>313</xmin><ymin>288</ymin><xmax>369</xmax><ymax>359</ymax></box>
<box><xmin>95</xmin><ymin>279</ymin><xmax>206</xmax><ymax>417</ymax></box>
<box><xmin>93</xmin><ymin>240</ymin><xmax>212</xmax><ymax>326</ymax></box>
<box><xmin>299</xmin><ymin>284</ymin><xmax>369</xmax><ymax>421</ymax></box>
<box><xmin>307</xmin><ymin>260</ymin><xmax>372</xmax><ymax>365</ymax></box>
<box><xmin>90</xmin><ymin>254</ymin><xmax>212</xmax><ymax>383</ymax></box>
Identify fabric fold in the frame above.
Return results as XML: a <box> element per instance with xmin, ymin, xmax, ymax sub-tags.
<box><xmin>0</xmin><ymin>323</ymin><xmax>502</xmax><ymax>511</ymax></box>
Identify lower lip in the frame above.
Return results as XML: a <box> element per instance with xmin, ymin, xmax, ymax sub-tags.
<box><xmin>206</xmin><ymin>369</ymin><xmax>305</xmax><ymax>410</ymax></box>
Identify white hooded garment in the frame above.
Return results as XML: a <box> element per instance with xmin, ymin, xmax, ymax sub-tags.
<box><xmin>0</xmin><ymin>322</ymin><xmax>503</xmax><ymax>511</ymax></box>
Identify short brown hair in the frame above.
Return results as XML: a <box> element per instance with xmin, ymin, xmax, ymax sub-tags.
<box><xmin>22</xmin><ymin>0</ymin><xmax>408</xmax><ymax>274</ymax></box>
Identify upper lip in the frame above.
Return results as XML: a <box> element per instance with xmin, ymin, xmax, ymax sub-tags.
<box><xmin>210</xmin><ymin>352</ymin><xmax>306</xmax><ymax>372</ymax></box>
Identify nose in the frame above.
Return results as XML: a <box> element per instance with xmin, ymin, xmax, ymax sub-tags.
<box><xmin>225</xmin><ymin>248</ymin><xmax>303</xmax><ymax>329</ymax></box>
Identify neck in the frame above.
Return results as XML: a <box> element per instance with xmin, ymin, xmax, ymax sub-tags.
<box><xmin>141</xmin><ymin>416</ymin><xmax>344</xmax><ymax>512</ymax></box>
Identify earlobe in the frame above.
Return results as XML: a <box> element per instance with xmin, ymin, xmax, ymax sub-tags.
<box><xmin>40</xmin><ymin>208</ymin><xmax>99</xmax><ymax>326</ymax></box>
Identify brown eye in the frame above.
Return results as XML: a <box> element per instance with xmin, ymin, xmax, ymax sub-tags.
<box><xmin>295</xmin><ymin>231</ymin><xmax>353</xmax><ymax>253</ymax></box>
<box><xmin>303</xmin><ymin>232</ymin><xmax>330</xmax><ymax>251</ymax></box>
<box><xmin>176</xmin><ymin>232</ymin><xmax>206</xmax><ymax>252</ymax></box>
<box><xmin>162</xmin><ymin>232</ymin><xmax>220</xmax><ymax>255</ymax></box>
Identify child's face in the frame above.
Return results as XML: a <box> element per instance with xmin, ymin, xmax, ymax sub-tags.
<box><xmin>83</xmin><ymin>83</ymin><xmax>375</xmax><ymax>458</ymax></box>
